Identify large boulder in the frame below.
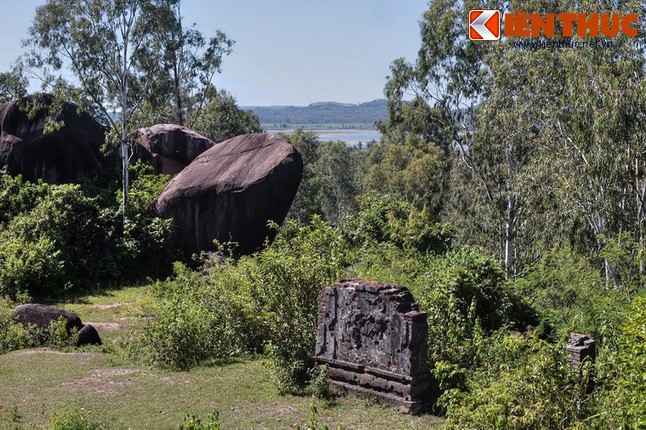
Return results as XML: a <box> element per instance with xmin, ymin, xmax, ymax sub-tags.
<box><xmin>0</xmin><ymin>94</ymin><xmax>113</xmax><ymax>183</ymax></box>
<box><xmin>77</xmin><ymin>324</ymin><xmax>102</xmax><ymax>347</ymax></box>
<box><xmin>155</xmin><ymin>133</ymin><xmax>303</xmax><ymax>255</ymax></box>
<box><xmin>132</xmin><ymin>124</ymin><xmax>215</xmax><ymax>174</ymax></box>
<box><xmin>12</xmin><ymin>304</ymin><xmax>83</xmax><ymax>332</ymax></box>
<box><xmin>12</xmin><ymin>304</ymin><xmax>102</xmax><ymax>346</ymax></box>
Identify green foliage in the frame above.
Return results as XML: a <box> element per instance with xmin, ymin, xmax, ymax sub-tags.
<box><xmin>349</xmin><ymin>192</ymin><xmax>452</xmax><ymax>255</ymax></box>
<box><xmin>0</xmin><ymin>65</ymin><xmax>28</xmax><ymax>104</ymax></box>
<box><xmin>139</xmin><ymin>263</ymin><xmax>244</xmax><ymax>370</ymax></box>
<box><xmin>45</xmin><ymin>316</ymin><xmax>79</xmax><ymax>351</ymax></box>
<box><xmin>246</xmin><ymin>219</ymin><xmax>346</xmax><ymax>391</ymax></box>
<box><xmin>513</xmin><ymin>247</ymin><xmax>628</xmax><ymax>341</ymax></box>
<box><xmin>0</xmin><ymin>170</ymin><xmax>175</xmax><ymax>298</ymax></box>
<box><xmin>308</xmin><ymin>365</ymin><xmax>333</xmax><ymax>400</ymax></box>
<box><xmin>0</xmin><ymin>237</ymin><xmax>63</xmax><ymax>299</ymax></box>
<box><xmin>6</xmin><ymin>184</ymin><xmax>117</xmax><ymax>289</ymax></box>
<box><xmin>594</xmin><ymin>295</ymin><xmax>646</xmax><ymax>428</ymax></box>
<box><xmin>0</xmin><ymin>173</ymin><xmax>49</xmax><ymax>226</ymax></box>
<box><xmin>189</xmin><ymin>89</ymin><xmax>262</xmax><ymax>143</ymax></box>
<box><xmin>263</xmin><ymin>342</ymin><xmax>307</xmax><ymax>396</ymax></box>
<box><xmin>363</xmin><ymin>135</ymin><xmax>448</xmax><ymax>215</ymax></box>
<box><xmin>442</xmin><ymin>333</ymin><xmax>590</xmax><ymax>430</ymax></box>
<box><xmin>179</xmin><ymin>412</ymin><xmax>221</xmax><ymax>430</ymax></box>
<box><xmin>0</xmin><ymin>308</ymin><xmax>35</xmax><ymax>354</ymax></box>
<box><xmin>135</xmin><ymin>217</ymin><xmax>347</xmax><ymax>393</ymax></box>
<box><xmin>48</xmin><ymin>406</ymin><xmax>107</xmax><ymax>430</ymax></box>
<box><xmin>414</xmin><ymin>247</ymin><xmax>538</xmax><ymax>367</ymax></box>
<box><xmin>293</xmin><ymin>403</ymin><xmax>345</xmax><ymax>430</ymax></box>
<box><xmin>285</xmin><ymin>130</ymin><xmax>364</xmax><ymax>226</ymax></box>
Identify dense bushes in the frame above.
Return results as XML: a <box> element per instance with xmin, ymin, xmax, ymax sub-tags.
<box><xmin>413</xmin><ymin>248</ymin><xmax>539</xmax><ymax>368</ymax></box>
<box><xmin>1</xmin><ymin>160</ymin><xmax>643</xmax><ymax>428</ymax></box>
<box><xmin>0</xmin><ymin>168</ymin><xmax>175</xmax><ymax>299</ymax></box>
<box><xmin>441</xmin><ymin>333</ymin><xmax>591</xmax><ymax>429</ymax></box>
<box><xmin>593</xmin><ymin>295</ymin><xmax>646</xmax><ymax>428</ymax></box>
<box><xmin>135</xmin><ymin>217</ymin><xmax>347</xmax><ymax>392</ymax></box>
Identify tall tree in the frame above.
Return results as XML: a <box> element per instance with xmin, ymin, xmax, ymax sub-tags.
<box><xmin>382</xmin><ymin>0</ymin><xmax>646</xmax><ymax>279</ymax></box>
<box><xmin>0</xmin><ymin>65</ymin><xmax>28</xmax><ymax>105</ymax></box>
<box><xmin>139</xmin><ymin>0</ymin><xmax>234</xmax><ymax>126</ymax></box>
<box><xmin>188</xmin><ymin>89</ymin><xmax>262</xmax><ymax>143</ymax></box>
<box><xmin>24</xmin><ymin>0</ymin><xmax>234</xmax><ymax>220</ymax></box>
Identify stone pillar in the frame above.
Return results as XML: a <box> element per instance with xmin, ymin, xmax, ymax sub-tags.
<box><xmin>565</xmin><ymin>333</ymin><xmax>596</xmax><ymax>390</ymax></box>
<box><xmin>314</xmin><ymin>278</ymin><xmax>429</xmax><ymax>414</ymax></box>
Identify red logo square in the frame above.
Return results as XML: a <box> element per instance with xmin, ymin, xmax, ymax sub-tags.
<box><xmin>469</xmin><ymin>10</ymin><xmax>501</xmax><ymax>41</ymax></box>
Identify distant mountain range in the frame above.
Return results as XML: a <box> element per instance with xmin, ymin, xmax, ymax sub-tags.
<box><xmin>243</xmin><ymin>99</ymin><xmax>387</xmax><ymax>127</ymax></box>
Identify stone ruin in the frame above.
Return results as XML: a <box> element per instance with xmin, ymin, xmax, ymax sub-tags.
<box><xmin>314</xmin><ymin>278</ymin><xmax>429</xmax><ymax>414</ymax></box>
<box><xmin>565</xmin><ymin>332</ymin><xmax>596</xmax><ymax>390</ymax></box>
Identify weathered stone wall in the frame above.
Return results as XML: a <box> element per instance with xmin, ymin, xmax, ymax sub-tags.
<box><xmin>314</xmin><ymin>279</ymin><xmax>429</xmax><ymax>414</ymax></box>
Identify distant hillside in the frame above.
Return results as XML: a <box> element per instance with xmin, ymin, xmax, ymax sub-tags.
<box><xmin>244</xmin><ymin>99</ymin><xmax>387</xmax><ymax>127</ymax></box>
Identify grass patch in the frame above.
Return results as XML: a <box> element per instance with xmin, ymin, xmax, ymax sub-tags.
<box><xmin>0</xmin><ymin>284</ymin><xmax>444</xmax><ymax>429</ymax></box>
<box><xmin>0</xmin><ymin>352</ymin><xmax>443</xmax><ymax>429</ymax></box>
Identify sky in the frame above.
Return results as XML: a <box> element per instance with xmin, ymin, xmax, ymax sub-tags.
<box><xmin>0</xmin><ymin>0</ymin><xmax>428</xmax><ymax>106</ymax></box>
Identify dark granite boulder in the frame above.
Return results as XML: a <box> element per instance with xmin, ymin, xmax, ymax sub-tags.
<box><xmin>12</xmin><ymin>303</ymin><xmax>83</xmax><ymax>333</ymax></box>
<box><xmin>12</xmin><ymin>304</ymin><xmax>102</xmax><ymax>346</ymax></box>
<box><xmin>154</xmin><ymin>133</ymin><xmax>303</xmax><ymax>255</ymax></box>
<box><xmin>0</xmin><ymin>94</ymin><xmax>113</xmax><ymax>183</ymax></box>
<box><xmin>132</xmin><ymin>124</ymin><xmax>215</xmax><ymax>174</ymax></box>
<box><xmin>77</xmin><ymin>324</ymin><xmax>102</xmax><ymax>346</ymax></box>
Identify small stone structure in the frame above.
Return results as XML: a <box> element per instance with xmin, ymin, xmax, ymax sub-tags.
<box><xmin>314</xmin><ymin>279</ymin><xmax>429</xmax><ymax>414</ymax></box>
<box><xmin>565</xmin><ymin>333</ymin><xmax>596</xmax><ymax>390</ymax></box>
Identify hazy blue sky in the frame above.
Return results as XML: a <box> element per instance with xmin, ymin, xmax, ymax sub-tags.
<box><xmin>0</xmin><ymin>0</ymin><xmax>428</xmax><ymax>106</ymax></box>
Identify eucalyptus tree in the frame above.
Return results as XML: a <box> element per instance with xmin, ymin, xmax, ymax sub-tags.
<box><xmin>382</xmin><ymin>0</ymin><xmax>646</xmax><ymax>279</ymax></box>
<box><xmin>188</xmin><ymin>89</ymin><xmax>262</xmax><ymax>143</ymax></box>
<box><xmin>139</xmin><ymin>0</ymin><xmax>234</xmax><ymax>126</ymax></box>
<box><xmin>381</xmin><ymin>0</ymin><xmax>538</xmax><ymax>275</ymax></box>
<box><xmin>25</xmin><ymin>0</ymin><xmax>234</xmax><ymax>220</ymax></box>
<box><xmin>0</xmin><ymin>65</ymin><xmax>28</xmax><ymax>105</ymax></box>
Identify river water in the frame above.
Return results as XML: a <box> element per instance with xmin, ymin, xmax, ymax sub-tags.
<box><xmin>267</xmin><ymin>129</ymin><xmax>382</xmax><ymax>145</ymax></box>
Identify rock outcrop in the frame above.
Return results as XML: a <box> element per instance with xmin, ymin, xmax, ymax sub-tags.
<box><xmin>12</xmin><ymin>304</ymin><xmax>83</xmax><ymax>333</ymax></box>
<box><xmin>12</xmin><ymin>303</ymin><xmax>102</xmax><ymax>346</ymax></box>
<box><xmin>0</xmin><ymin>94</ymin><xmax>112</xmax><ymax>183</ymax></box>
<box><xmin>132</xmin><ymin>124</ymin><xmax>215</xmax><ymax>174</ymax></box>
<box><xmin>155</xmin><ymin>133</ymin><xmax>303</xmax><ymax>255</ymax></box>
<box><xmin>77</xmin><ymin>324</ymin><xmax>102</xmax><ymax>346</ymax></box>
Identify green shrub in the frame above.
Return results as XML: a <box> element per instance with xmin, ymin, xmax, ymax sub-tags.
<box><xmin>414</xmin><ymin>247</ymin><xmax>538</xmax><ymax>367</ymax></box>
<box><xmin>0</xmin><ymin>237</ymin><xmax>63</xmax><ymax>298</ymax></box>
<box><xmin>243</xmin><ymin>218</ymin><xmax>346</xmax><ymax>391</ymax></box>
<box><xmin>348</xmin><ymin>192</ymin><xmax>452</xmax><ymax>255</ymax></box>
<box><xmin>48</xmin><ymin>406</ymin><xmax>108</xmax><ymax>430</ymax></box>
<box><xmin>513</xmin><ymin>246</ymin><xmax>628</xmax><ymax>341</ymax></box>
<box><xmin>139</xmin><ymin>264</ymin><xmax>242</xmax><ymax>370</ymax></box>
<box><xmin>308</xmin><ymin>364</ymin><xmax>333</xmax><ymax>399</ymax></box>
<box><xmin>0</xmin><ymin>308</ymin><xmax>36</xmax><ymax>354</ymax></box>
<box><xmin>593</xmin><ymin>295</ymin><xmax>646</xmax><ymax>428</ymax></box>
<box><xmin>3</xmin><ymin>184</ymin><xmax>118</xmax><ymax>294</ymax></box>
<box><xmin>179</xmin><ymin>412</ymin><xmax>221</xmax><ymax>430</ymax></box>
<box><xmin>136</xmin><ymin>217</ymin><xmax>347</xmax><ymax>394</ymax></box>
<box><xmin>45</xmin><ymin>316</ymin><xmax>79</xmax><ymax>351</ymax></box>
<box><xmin>442</xmin><ymin>333</ymin><xmax>591</xmax><ymax>430</ymax></box>
<box><xmin>0</xmin><ymin>167</ymin><xmax>176</xmax><ymax>298</ymax></box>
<box><xmin>0</xmin><ymin>173</ymin><xmax>49</xmax><ymax>226</ymax></box>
